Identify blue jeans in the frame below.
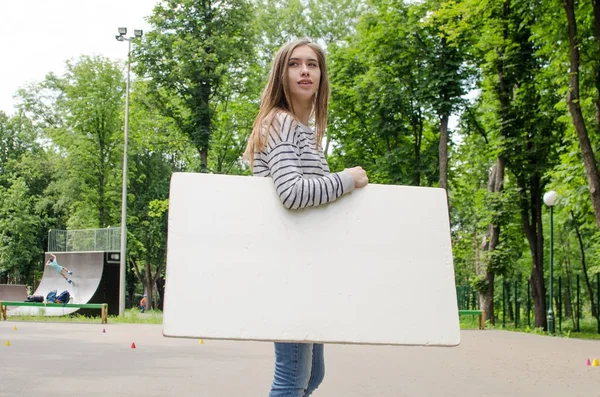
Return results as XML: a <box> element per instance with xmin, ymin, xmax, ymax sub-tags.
<box><xmin>269</xmin><ymin>342</ymin><xmax>325</xmax><ymax>397</ymax></box>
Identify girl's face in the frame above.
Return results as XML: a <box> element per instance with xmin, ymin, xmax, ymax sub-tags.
<box><xmin>286</xmin><ymin>45</ymin><xmax>321</xmax><ymax>105</ymax></box>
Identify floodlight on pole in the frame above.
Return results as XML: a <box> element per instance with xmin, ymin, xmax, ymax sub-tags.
<box><xmin>115</xmin><ymin>27</ymin><xmax>143</xmax><ymax>317</ymax></box>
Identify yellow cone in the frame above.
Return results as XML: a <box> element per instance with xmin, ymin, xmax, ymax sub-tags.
<box><xmin>198</xmin><ymin>339</ymin><xmax>204</xmax><ymax>344</ymax></box>
<box><xmin>5</xmin><ymin>340</ymin><xmax>10</xmax><ymax>347</ymax></box>
<box><xmin>592</xmin><ymin>358</ymin><xmax>599</xmax><ymax>367</ymax></box>
<box><xmin>13</xmin><ymin>325</ymin><xmax>17</xmax><ymax>331</ymax></box>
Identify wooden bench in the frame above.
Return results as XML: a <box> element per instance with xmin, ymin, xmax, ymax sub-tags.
<box><xmin>459</xmin><ymin>310</ymin><xmax>484</xmax><ymax>330</ymax></box>
<box><xmin>0</xmin><ymin>301</ymin><xmax>108</xmax><ymax>324</ymax></box>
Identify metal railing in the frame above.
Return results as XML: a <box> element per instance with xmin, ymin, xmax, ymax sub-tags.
<box><xmin>48</xmin><ymin>227</ymin><xmax>121</xmax><ymax>252</ymax></box>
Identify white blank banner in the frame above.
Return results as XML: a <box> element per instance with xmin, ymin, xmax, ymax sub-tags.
<box><xmin>163</xmin><ymin>173</ymin><xmax>460</xmax><ymax>347</ymax></box>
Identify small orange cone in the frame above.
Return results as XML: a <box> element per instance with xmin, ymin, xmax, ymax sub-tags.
<box><xmin>131</xmin><ymin>342</ymin><xmax>136</xmax><ymax>349</ymax></box>
<box><xmin>586</xmin><ymin>358</ymin><xmax>591</xmax><ymax>366</ymax></box>
<box><xmin>5</xmin><ymin>340</ymin><xmax>10</xmax><ymax>347</ymax></box>
<box><xmin>592</xmin><ymin>358</ymin><xmax>599</xmax><ymax>367</ymax></box>
<box><xmin>198</xmin><ymin>339</ymin><xmax>204</xmax><ymax>344</ymax></box>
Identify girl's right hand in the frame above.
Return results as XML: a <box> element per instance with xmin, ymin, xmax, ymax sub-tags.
<box><xmin>346</xmin><ymin>166</ymin><xmax>369</xmax><ymax>188</ymax></box>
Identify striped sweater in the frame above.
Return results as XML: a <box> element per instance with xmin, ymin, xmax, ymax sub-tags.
<box><xmin>252</xmin><ymin>111</ymin><xmax>355</xmax><ymax>209</ymax></box>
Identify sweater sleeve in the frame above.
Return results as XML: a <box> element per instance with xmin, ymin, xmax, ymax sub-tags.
<box><xmin>262</xmin><ymin>112</ymin><xmax>355</xmax><ymax>210</ymax></box>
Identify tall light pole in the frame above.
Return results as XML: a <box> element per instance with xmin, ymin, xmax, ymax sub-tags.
<box><xmin>543</xmin><ymin>190</ymin><xmax>558</xmax><ymax>335</ymax></box>
<box><xmin>115</xmin><ymin>27</ymin><xmax>143</xmax><ymax>316</ymax></box>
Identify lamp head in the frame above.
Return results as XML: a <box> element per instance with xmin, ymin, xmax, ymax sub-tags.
<box><xmin>134</xmin><ymin>29</ymin><xmax>143</xmax><ymax>38</ymax></box>
<box><xmin>118</xmin><ymin>27</ymin><xmax>127</xmax><ymax>36</ymax></box>
<box><xmin>543</xmin><ymin>190</ymin><xmax>558</xmax><ymax>207</ymax></box>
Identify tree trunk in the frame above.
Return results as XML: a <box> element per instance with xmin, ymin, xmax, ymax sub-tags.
<box><xmin>529</xmin><ymin>269</ymin><xmax>546</xmax><ymax>329</ymax></box>
<box><xmin>478</xmin><ymin>1</ymin><xmax>513</xmax><ymax>327</ymax></box>
<box><xmin>439</xmin><ymin>114</ymin><xmax>449</xmax><ymax>192</ymax></box>
<box><xmin>200</xmin><ymin>148</ymin><xmax>208</xmax><ymax>172</ymax></box>
<box><xmin>519</xmin><ymin>174</ymin><xmax>547</xmax><ymax>329</ymax></box>
<box><xmin>476</xmin><ymin>157</ymin><xmax>505</xmax><ymax>325</ymax></box>
<box><xmin>437</xmin><ymin>31</ymin><xmax>450</xmax><ymax>194</ymax></box>
<box><xmin>144</xmin><ymin>261</ymin><xmax>153</xmax><ymax>310</ymax></box>
<box><xmin>156</xmin><ymin>275</ymin><xmax>165</xmax><ymax>311</ymax></box>
<box><xmin>592</xmin><ymin>0</ymin><xmax>600</xmax><ymax>126</ymax></box>
<box><xmin>564</xmin><ymin>256</ymin><xmax>576</xmax><ymax>327</ymax></box>
<box><xmin>99</xmin><ymin>174</ymin><xmax>107</xmax><ymax>228</ymax></box>
<box><xmin>505</xmin><ymin>281</ymin><xmax>514</xmax><ymax>321</ymax></box>
<box><xmin>563</xmin><ymin>0</ymin><xmax>600</xmax><ymax>232</ymax></box>
<box><xmin>412</xmin><ymin>110</ymin><xmax>423</xmax><ymax>186</ymax></box>
<box><xmin>571</xmin><ymin>211</ymin><xmax>597</xmax><ymax>317</ymax></box>
<box><xmin>478</xmin><ymin>271</ymin><xmax>496</xmax><ymax>325</ymax></box>
<box><xmin>127</xmin><ymin>264</ymin><xmax>135</xmax><ymax>309</ymax></box>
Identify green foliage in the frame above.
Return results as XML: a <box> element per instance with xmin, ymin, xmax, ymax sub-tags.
<box><xmin>418</xmin><ymin>0</ymin><xmax>472</xmax><ymax>116</ymax></box>
<box><xmin>471</xmin><ymin>275</ymin><xmax>488</xmax><ymax>293</ymax></box>
<box><xmin>134</xmin><ymin>0</ymin><xmax>256</xmax><ymax>170</ymax></box>
<box><xmin>18</xmin><ymin>56</ymin><xmax>125</xmax><ymax>229</ymax></box>
<box><xmin>0</xmin><ymin>112</ymin><xmax>66</xmax><ymax>282</ymax></box>
<box><xmin>148</xmin><ymin>200</ymin><xmax>169</xmax><ymax>218</ymax></box>
<box><xmin>208</xmin><ymin>83</ymin><xmax>260</xmax><ymax>175</ymax></box>
<box><xmin>0</xmin><ymin>112</ymin><xmax>37</xmax><ymax>176</ymax></box>
<box><xmin>0</xmin><ymin>178</ymin><xmax>41</xmax><ymax>280</ymax></box>
<box><xmin>522</xmin><ymin>326</ymin><xmax>546</xmax><ymax>336</ymax></box>
<box><xmin>327</xmin><ymin>0</ymin><xmax>440</xmax><ymax>186</ymax></box>
<box><xmin>7</xmin><ymin>308</ymin><xmax>163</xmax><ymax>324</ymax></box>
<box><xmin>124</xmin><ymin>82</ymin><xmax>188</xmax><ymax>301</ymax></box>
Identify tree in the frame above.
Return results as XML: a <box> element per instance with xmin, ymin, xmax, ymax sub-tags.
<box><xmin>418</xmin><ymin>0</ymin><xmax>472</xmax><ymax>192</ymax></box>
<box><xmin>485</xmin><ymin>0</ymin><xmax>563</xmax><ymax>329</ymax></box>
<box><xmin>254</xmin><ymin>0</ymin><xmax>310</xmax><ymax>62</ymax></box>
<box><xmin>0</xmin><ymin>111</ymin><xmax>67</xmax><ymax>284</ymax></box>
<box><xmin>327</xmin><ymin>0</ymin><xmax>439</xmax><ymax>187</ymax></box>
<box><xmin>0</xmin><ymin>113</ymin><xmax>40</xmax><ymax>281</ymax></box>
<box><xmin>0</xmin><ymin>178</ymin><xmax>41</xmax><ymax>282</ymax></box>
<box><xmin>18</xmin><ymin>56</ymin><xmax>125</xmax><ymax>229</ymax></box>
<box><xmin>443</xmin><ymin>0</ymin><xmax>565</xmax><ymax>328</ymax></box>
<box><xmin>562</xmin><ymin>0</ymin><xmax>600</xmax><ymax>233</ymax></box>
<box><xmin>450</xmin><ymin>107</ymin><xmax>527</xmax><ymax>325</ymax></box>
<box><xmin>134</xmin><ymin>0</ymin><xmax>256</xmax><ymax>171</ymax></box>
<box><xmin>548</xmin><ymin>138</ymin><xmax>600</xmax><ymax>319</ymax></box>
<box><xmin>0</xmin><ymin>112</ymin><xmax>35</xmax><ymax>179</ymax></box>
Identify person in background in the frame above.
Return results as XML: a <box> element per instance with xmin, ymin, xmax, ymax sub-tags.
<box><xmin>45</xmin><ymin>253</ymin><xmax>73</xmax><ymax>284</ymax></box>
<box><xmin>140</xmin><ymin>294</ymin><xmax>148</xmax><ymax>313</ymax></box>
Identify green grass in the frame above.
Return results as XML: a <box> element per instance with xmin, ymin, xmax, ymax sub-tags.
<box><xmin>459</xmin><ymin>314</ymin><xmax>484</xmax><ymax>330</ymax></box>
<box><xmin>8</xmin><ymin>308</ymin><xmax>600</xmax><ymax>339</ymax></box>
<box><xmin>460</xmin><ymin>314</ymin><xmax>600</xmax><ymax>340</ymax></box>
<box><xmin>6</xmin><ymin>308</ymin><xmax>163</xmax><ymax>324</ymax></box>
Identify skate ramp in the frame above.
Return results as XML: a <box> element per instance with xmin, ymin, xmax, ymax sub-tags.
<box><xmin>0</xmin><ymin>284</ymin><xmax>27</xmax><ymax>310</ymax></box>
<box><xmin>10</xmin><ymin>252</ymin><xmax>104</xmax><ymax>317</ymax></box>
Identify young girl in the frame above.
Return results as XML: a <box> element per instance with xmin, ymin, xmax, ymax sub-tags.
<box><xmin>244</xmin><ymin>39</ymin><xmax>368</xmax><ymax>397</ymax></box>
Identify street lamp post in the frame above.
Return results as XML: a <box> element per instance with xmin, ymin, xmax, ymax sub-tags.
<box><xmin>115</xmin><ymin>27</ymin><xmax>143</xmax><ymax>316</ymax></box>
<box><xmin>543</xmin><ymin>190</ymin><xmax>558</xmax><ymax>335</ymax></box>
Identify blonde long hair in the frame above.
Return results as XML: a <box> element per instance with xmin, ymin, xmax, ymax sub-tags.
<box><xmin>244</xmin><ymin>39</ymin><xmax>330</xmax><ymax>166</ymax></box>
